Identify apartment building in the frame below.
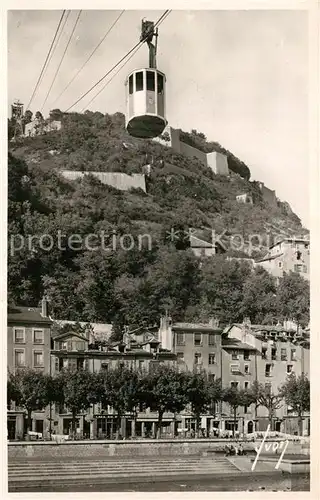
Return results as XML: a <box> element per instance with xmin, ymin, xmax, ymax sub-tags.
<box><xmin>7</xmin><ymin>299</ymin><xmax>52</xmax><ymax>440</ymax></box>
<box><xmin>225</xmin><ymin>318</ymin><xmax>310</xmax><ymax>434</ymax></box>
<box><xmin>255</xmin><ymin>237</ymin><xmax>310</xmax><ymax>281</ymax></box>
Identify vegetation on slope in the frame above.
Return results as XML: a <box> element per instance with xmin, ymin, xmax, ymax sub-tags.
<box><xmin>8</xmin><ymin>110</ymin><xmax>309</xmax><ymax>331</ymax></box>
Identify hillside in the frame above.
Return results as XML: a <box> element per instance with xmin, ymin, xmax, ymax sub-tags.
<box><xmin>8</xmin><ymin>110</ymin><xmax>309</xmax><ymax>330</ymax></box>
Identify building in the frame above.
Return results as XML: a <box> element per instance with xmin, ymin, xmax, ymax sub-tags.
<box><xmin>236</xmin><ymin>193</ymin><xmax>253</xmax><ymax>205</ymax></box>
<box><xmin>189</xmin><ymin>231</ymin><xmax>226</xmax><ymax>258</ymax></box>
<box><xmin>221</xmin><ymin>336</ymin><xmax>258</xmax><ymax>434</ymax></box>
<box><xmin>257</xmin><ymin>182</ymin><xmax>277</xmax><ymax>207</ymax></box>
<box><xmin>255</xmin><ymin>237</ymin><xmax>310</xmax><ymax>281</ymax></box>
<box><xmin>224</xmin><ymin>318</ymin><xmax>310</xmax><ymax>434</ymax></box>
<box><xmin>153</xmin><ymin>126</ymin><xmax>229</xmax><ymax>176</ymax></box>
<box><xmin>7</xmin><ymin>299</ymin><xmax>52</xmax><ymax>440</ymax></box>
<box><xmin>7</xmin><ymin>300</ymin><xmax>310</xmax><ymax>439</ymax></box>
<box><xmin>50</xmin><ymin>323</ymin><xmax>176</xmax><ymax>439</ymax></box>
<box><xmin>157</xmin><ymin>317</ymin><xmax>224</xmax><ymax>435</ymax></box>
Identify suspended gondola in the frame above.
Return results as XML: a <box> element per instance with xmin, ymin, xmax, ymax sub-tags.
<box><xmin>125</xmin><ymin>20</ymin><xmax>167</xmax><ymax>139</ymax></box>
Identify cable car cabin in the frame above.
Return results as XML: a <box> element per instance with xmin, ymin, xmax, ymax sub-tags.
<box><xmin>125</xmin><ymin>68</ymin><xmax>167</xmax><ymax>139</ymax></box>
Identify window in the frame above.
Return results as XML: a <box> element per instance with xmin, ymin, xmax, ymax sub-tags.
<box><xmin>230</xmin><ymin>364</ymin><xmax>240</xmax><ymax>374</ymax></box>
<box><xmin>296</xmin><ymin>251</ymin><xmax>302</xmax><ymax>260</ymax></box>
<box><xmin>281</xmin><ymin>348</ymin><xmax>287</xmax><ymax>361</ymax></box>
<box><xmin>271</xmin><ymin>348</ymin><xmax>277</xmax><ymax>361</ymax></box>
<box><xmin>176</xmin><ymin>333</ymin><xmax>185</xmax><ymax>346</ymax></box>
<box><xmin>14</xmin><ymin>349</ymin><xmax>25</xmax><ymax>367</ymax></box>
<box><xmin>279</xmin><ymin>262</ymin><xmax>282</xmax><ymax>268</ymax></box>
<box><xmin>194</xmin><ymin>353</ymin><xmax>202</xmax><ymax>365</ymax></box>
<box><xmin>262</xmin><ymin>348</ymin><xmax>267</xmax><ymax>359</ymax></box>
<box><xmin>33</xmin><ymin>351</ymin><xmax>44</xmax><ymax>368</ymax></box>
<box><xmin>76</xmin><ymin>341</ymin><xmax>85</xmax><ymax>351</ymax></box>
<box><xmin>138</xmin><ymin>360</ymin><xmax>144</xmax><ymax>370</ymax></box>
<box><xmin>77</xmin><ymin>359</ymin><xmax>85</xmax><ymax>370</ymax></box>
<box><xmin>294</xmin><ymin>264</ymin><xmax>303</xmax><ymax>272</ymax></box>
<box><xmin>244</xmin><ymin>351</ymin><xmax>250</xmax><ymax>361</ymax></box>
<box><xmin>265</xmin><ymin>383</ymin><xmax>272</xmax><ymax>393</ymax></box>
<box><xmin>14</xmin><ymin>328</ymin><xmax>25</xmax><ymax>344</ymax></box>
<box><xmin>230</xmin><ymin>382</ymin><xmax>239</xmax><ymax>389</ymax></box>
<box><xmin>231</xmin><ymin>350</ymin><xmax>239</xmax><ymax>360</ymax></box>
<box><xmin>244</xmin><ymin>381</ymin><xmax>249</xmax><ymax>390</ymax></box>
<box><xmin>33</xmin><ymin>329</ymin><xmax>44</xmax><ymax>344</ymax></box>
<box><xmin>208</xmin><ymin>334</ymin><xmax>215</xmax><ymax>346</ymax></box>
<box><xmin>208</xmin><ymin>373</ymin><xmax>215</xmax><ymax>382</ymax></box>
<box><xmin>177</xmin><ymin>352</ymin><xmax>184</xmax><ymax>362</ymax></box>
<box><xmin>244</xmin><ymin>364</ymin><xmax>249</xmax><ymax>374</ymax></box>
<box><xmin>61</xmin><ymin>341</ymin><xmax>67</xmax><ymax>350</ymax></box>
<box><xmin>135</xmin><ymin>71</ymin><xmax>143</xmax><ymax>91</ymax></box>
<box><xmin>129</xmin><ymin>74</ymin><xmax>133</xmax><ymax>94</ymax></box>
<box><xmin>287</xmin><ymin>364</ymin><xmax>293</xmax><ymax>374</ymax></box>
<box><xmin>194</xmin><ymin>333</ymin><xmax>202</xmax><ymax>346</ymax></box>
<box><xmin>146</xmin><ymin>71</ymin><xmax>155</xmax><ymax>91</ymax></box>
<box><xmin>208</xmin><ymin>354</ymin><xmax>215</xmax><ymax>365</ymax></box>
<box><xmin>265</xmin><ymin>364</ymin><xmax>272</xmax><ymax>377</ymax></box>
<box><xmin>244</xmin><ymin>405</ymin><xmax>248</xmax><ymax>414</ymax></box>
<box><xmin>101</xmin><ymin>363</ymin><xmax>108</xmax><ymax>372</ymax></box>
<box><xmin>291</xmin><ymin>349</ymin><xmax>296</xmax><ymax>361</ymax></box>
<box><xmin>157</xmin><ymin>73</ymin><xmax>164</xmax><ymax>94</ymax></box>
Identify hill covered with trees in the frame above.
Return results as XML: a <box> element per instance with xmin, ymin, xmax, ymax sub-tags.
<box><xmin>8</xmin><ymin>110</ymin><xmax>309</xmax><ymax>331</ymax></box>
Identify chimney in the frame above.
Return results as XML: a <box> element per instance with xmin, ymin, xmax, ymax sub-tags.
<box><xmin>41</xmin><ymin>295</ymin><xmax>48</xmax><ymax>317</ymax></box>
<box><xmin>209</xmin><ymin>317</ymin><xmax>219</xmax><ymax>328</ymax></box>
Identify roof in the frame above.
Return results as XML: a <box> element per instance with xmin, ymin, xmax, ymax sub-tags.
<box><xmin>7</xmin><ymin>306</ymin><xmax>52</xmax><ymax>325</ymax></box>
<box><xmin>256</xmin><ymin>252</ymin><xmax>283</xmax><ymax>263</ymax></box>
<box><xmin>173</xmin><ymin>322</ymin><xmax>221</xmax><ymax>333</ymax></box>
<box><xmin>190</xmin><ymin>235</ymin><xmax>213</xmax><ymax>249</ymax></box>
<box><xmin>227</xmin><ymin>323</ymin><xmax>297</xmax><ymax>334</ymax></box>
<box><xmin>269</xmin><ymin>237</ymin><xmax>309</xmax><ymax>250</ymax></box>
<box><xmin>53</xmin><ymin>320</ymin><xmax>113</xmax><ymax>341</ymax></box>
<box><xmin>222</xmin><ymin>338</ymin><xmax>257</xmax><ymax>351</ymax></box>
<box><xmin>53</xmin><ymin>331</ymin><xmax>88</xmax><ymax>341</ymax></box>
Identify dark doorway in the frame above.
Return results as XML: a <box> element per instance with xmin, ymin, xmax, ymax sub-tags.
<box><xmin>247</xmin><ymin>421</ymin><xmax>254</xmax><ymax>434</ymax></box>
<box><xmin>35</xmin><ymin>419</ymin><xmax>43</xmax><ymax>434</ymax></box>
<box><xmin>275</xmin><ymin>421</ymin><xmax>281</xmax><ymax>432</ymax></box>
<box><xmin>7</xmin><ymin>418</ymin><xmax>16</xmax><ymax>440</ymax></box>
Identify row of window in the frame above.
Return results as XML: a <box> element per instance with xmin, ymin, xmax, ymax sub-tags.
<box><xmin>265</xmin><ymin>363</ymin><xmax>294</xmax><ymax>376</ymax></box>
<box><xmin>13</xmin><ymin>327</ymin><xmax>44</xmax><ymax>344</ymax></box>
<box><xmin>177</xmin><ymin>352</ymin><xmax>216</xmax><ymax>365</ymax></box>
<box><xmin>262</xmin><ymin>347</ymin><xmax>297</xmax><ymax>361</ymax></box>
<box><xmin>128</xmin><ymin>71</ymin><xmax>164</xmax><ymax>94</ymax></box>
<box><xmin>231</xmin><ymin>350</ymin><xmax>250</xmax><ymax>360</ymax></box>
<box><xmin>58</xmin><ymin>340</ymin><xmax>86</xmax><ymax>351</ymax></box>
<box><xmin>293</xmin><ymin>264</ymin><xmax>308</xmax><ymax>273</ymax></box>
<box><xmin>14</xmin><ymin>349</ymin><xmax>44</xmax><ymax>368</ymax></box>
<box><xmin>176</xmin><ymin>332</ymin><xmax>216</xmax><ymax>346</ymax></box>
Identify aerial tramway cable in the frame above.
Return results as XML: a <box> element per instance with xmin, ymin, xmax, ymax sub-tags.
<box><xmin>25</xmin><ymin>10</ymin><xmax>66</xmax><ymax>110</ymax></box>
<box><xmin>51</xmin><ymin>10</ymin><xmax>125</xmax><ymax>107</ymax></box>
<box><xmin>64</xmin><ymin>10</ymin><xmax>170</xmax><ymax>113</ymax></box>
<box><xmin>40</xmin><ymin>10</ymin><xmax>82</xmax><ymax>113</ymax></box>
<box><xmin>81</xmin><ymin>10</ymin><xmax>171</xmax><ymax>111</ymax></box>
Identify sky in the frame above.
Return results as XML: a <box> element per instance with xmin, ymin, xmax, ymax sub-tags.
<box><xmin>7</xmin><ymin>9</ymin><xmax>309</xmax><ymax>226</ymax></box>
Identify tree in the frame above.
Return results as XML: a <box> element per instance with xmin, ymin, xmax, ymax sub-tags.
<box><xmin>7</xmin><ymin>369</ymin><xmax>53</xmax><ymax>440</ymax></box>
<box><xmin>223</xmin><ymin>387</ymin><xmax>254</xmax><ymax>437</ymax></box>
<box><xmin>240</xmin><ymin>266</ymin><xmax>278</xmax><ymax>324</ymax></box>
<box><xmin>105</xmin><ymin>365</ymin><xmax>144</xmax><ymax>439</ymax></box>
<box><xmin>185</xmin><ymin>371</ymin><xmax>211</xmax><ymax>437</ymax></box>
<box><xmin>55</xmin><ymin>369</ymin><xmax>97</xmax><ymax>438</ymax></box>
<box><xmin>277</xmin><ymin>273</ymin><xmax>310</xmax><ymax>327</ymax></box>
<box><xmin>24</xmin><ymin>110</ymin><xmax>33</xmax><ymax>124</ymax></box>
<box><xmin>144</xmin><ymin>364</ymin><xmax>188</xmax><ymax>438</ymax></box>
<box><xmin>279</xmin><ymin>373</ymin><xmax>310</xmax><ymax>435</ymax></box>
<box><xmin>251</xmin><ymin>381</ymin><xmax>283</xmax><ymax>431</ymax></box>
